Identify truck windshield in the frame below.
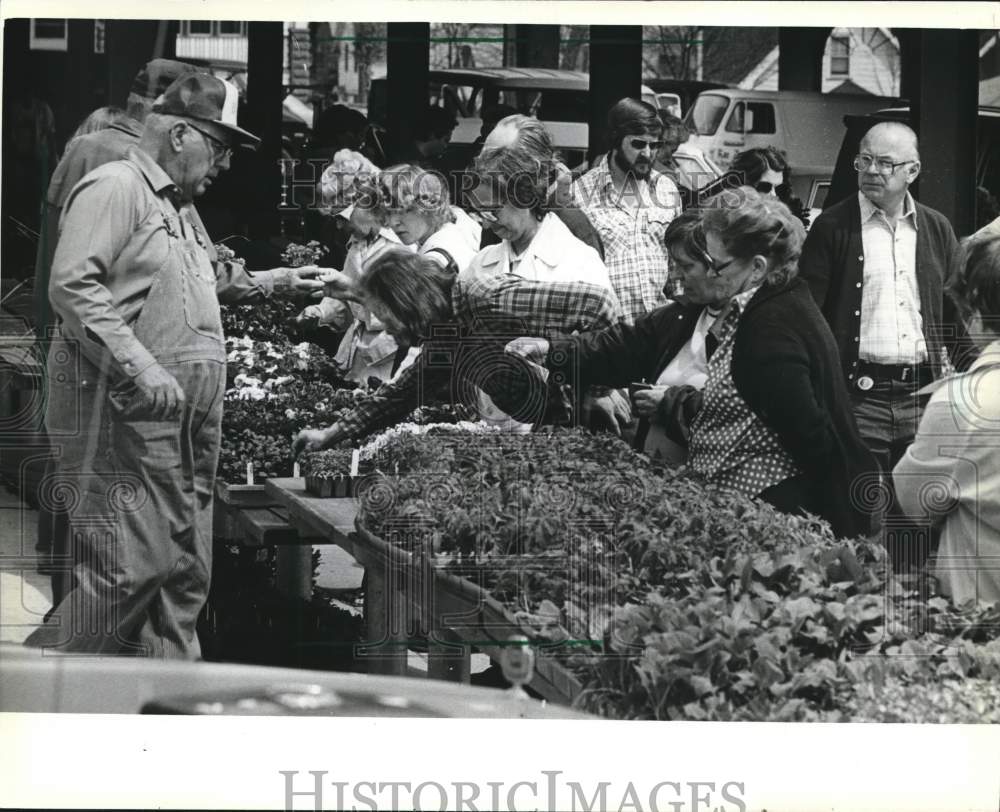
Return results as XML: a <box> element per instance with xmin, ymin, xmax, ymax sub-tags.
<box><xmin>685</xmin><ymin>93</ymin><xmax>730</xmax><ymax>136</ymax></box>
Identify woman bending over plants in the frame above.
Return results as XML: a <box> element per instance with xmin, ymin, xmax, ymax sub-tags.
<box><xmin>292</xmin><ymin>249</ymin><xmax>623</xmax><ymax>456</ymax></box>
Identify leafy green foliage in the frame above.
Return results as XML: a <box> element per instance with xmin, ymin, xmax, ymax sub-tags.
<box><xmin>356</xmin><ymin>426</ymin><xmax>1000</xmax><ymax>722</ymax></box>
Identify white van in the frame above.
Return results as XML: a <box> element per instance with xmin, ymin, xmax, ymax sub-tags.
<box><xmin>684</xmin><ymin>88</ymin><xmax>899</xmax><ymax>205</ymax></box>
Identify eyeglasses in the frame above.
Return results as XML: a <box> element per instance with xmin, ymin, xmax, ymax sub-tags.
<box><xmin>470</xmin><ymin>203</ymin><xmax>500</xmax><ymax>224</ymax></box>
<box><xmin>187</xmin><ymin>123</ymin><xmax>233</xmax><ymax>163</ymax></box>
<box><xmin>628</xmin><ymin>138</ymin><xmax>665</xmax><ymax>152</ymax></box>
<box><xmin>706</xmin><ymin>255</ymin><xmax>737</xmax><ymax>276</ymax></box>
<box><xmin>754</xmin><ymin>181</ymin><xmax>777</xmax><ymax>195</ymax></box>
<box><xmin>853</xmin><ymin>154</ymin><xmax>916</xmax><ymax>175</ymax></box>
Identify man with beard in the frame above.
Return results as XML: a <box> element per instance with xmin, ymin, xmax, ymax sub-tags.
<box><xmin>572</xmin><ymin>98</ymin><xmax>682</xmax><ymax>324</ymax></box>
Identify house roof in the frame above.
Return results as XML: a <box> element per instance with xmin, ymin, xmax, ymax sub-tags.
<box><xmin>830</xmin><ymin>79</ymin><xmax>873</xmax><ymax>95</ymax></box>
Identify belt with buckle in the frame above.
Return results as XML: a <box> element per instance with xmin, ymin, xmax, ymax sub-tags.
<box><xmin>856</xmin><ymin>361</ymin><xmax>932</xmax><ymax>389</ymax></box>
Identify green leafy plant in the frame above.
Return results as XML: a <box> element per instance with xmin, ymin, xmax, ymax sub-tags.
<box><xmin>353</xmin><ymin>426</ymin><xmax>1000</xmax><ymax>722</ymax></box>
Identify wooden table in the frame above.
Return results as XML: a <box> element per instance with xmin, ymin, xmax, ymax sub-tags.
<box><xmin>264</xmin><ymin>477</ymin><xmax>582</xmax><ymax>705</ymax></box>
<box><xmin>214</xmin><ymin>480</ymin><xmax>324</xmax><ymax>601</ymax></box>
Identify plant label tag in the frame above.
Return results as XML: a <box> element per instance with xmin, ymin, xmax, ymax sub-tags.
<box><xmin>293</xmin><ymin>461</ymin><xmax>301</xmax><ymax>478</ymax></box>
<box><xmin>246</xmin><ymin>462</ymin><xmax>254</xmax><ymax>486</ymax></box>
<box><xmin>350</xmin><ymin>449</ymin><xmax>360</xmax><ymax>477</ymax></box>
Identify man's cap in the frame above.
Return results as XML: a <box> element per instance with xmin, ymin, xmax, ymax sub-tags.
<box><xmin>130</xmin><ymin>59</ymin><xmax>201</xmax><ymax>101</ymax></box>
<box><xmin>153</xmin><ymin>73</ymin><xmax>260</xmax><ymax>148</ymax></box>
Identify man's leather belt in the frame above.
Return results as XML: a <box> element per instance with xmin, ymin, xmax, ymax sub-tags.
<box><xmin>856</xmin><ymin>360</ymin><xmax>933</xmax><ymax>386</ymax></box>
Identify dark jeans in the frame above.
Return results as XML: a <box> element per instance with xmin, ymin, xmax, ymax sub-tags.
<box><xmin>850</xmin><ymin>379</ymin><xmax>934</xmax><ymax>572</ymax></box>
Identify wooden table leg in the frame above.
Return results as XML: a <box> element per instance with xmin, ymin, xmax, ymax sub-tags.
<box><xmin>361</xmin><ymin>561</ymin><xmax>408</xmax><ymax>676</ymax></box>
<box><xmin>275</xmin><ymin>544</ymin><xmax>312</xmax><ymax>601</ymax></box>
<box><xmin>428</xmin><ymin>627</ymin><xmax>471</xmax><ymax>683</ymax></box>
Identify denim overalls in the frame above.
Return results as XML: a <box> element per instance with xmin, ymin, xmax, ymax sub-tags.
<box><xmin>28</xmin><ymin>173</ymin><xmax>226</xmax><ymax>659</ymax></box>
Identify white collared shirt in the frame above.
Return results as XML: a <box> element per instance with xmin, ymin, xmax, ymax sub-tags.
<box><xmin>465</xmin><ymin>211</ymin><xmax>615</xmax><ymax>294</ymax></box>
<box><xmin>858</xmin><ymin>191</ymin><xmax>926</xmax><ymax>364</ymax></box>
<box><xmin>464</xmin><ymin>211</ymin><xmax>619</xmax><ymax>432</ymax></box>
<box><xmin>418</xmin><ymin>206</ymin><xmax>481</xmax><ymax>273</ymax></box>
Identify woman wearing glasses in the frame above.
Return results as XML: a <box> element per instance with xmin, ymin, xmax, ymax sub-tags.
<box><xmin>377</xmin><ymin>163</ymin><xmax>481</xmax><ymax>274</ymax></box>
<box><xmin>465</xmin><ymin>145</ymin><xmax>620</xmax><ymax>431</ymax></box>
<box><xmin>465</xmin><ymin>146</ymin><xmax>613</xmax><ymax>289</ymax></box>
<box><xmin>512</xmin><ymin>188</ymin><xmax>877</xmax><ymax>539</ymax></box>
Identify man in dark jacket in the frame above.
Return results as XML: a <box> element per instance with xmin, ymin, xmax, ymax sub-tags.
<box><xmin>799</xmin><ymin>122</ymin><xmax>977</xmax><ymax>564</ymax></box>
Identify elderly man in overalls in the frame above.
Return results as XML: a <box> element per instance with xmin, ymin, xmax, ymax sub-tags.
<box><xmin>26</xmin><ymin>74</ymin><xmax>322</xmax><ymax>658</ymax></box>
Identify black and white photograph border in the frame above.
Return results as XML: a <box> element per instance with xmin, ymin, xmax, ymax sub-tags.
<box><xmin>1</xmin><ymin>1</ymin><xmax>999</xmax><ymax>810</ymax></box>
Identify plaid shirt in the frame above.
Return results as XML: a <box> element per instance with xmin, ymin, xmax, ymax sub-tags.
<box><xmin>572</xmin><ymin>154</ymin><xmax>681</xmax><ymax>324</ymax></box>
<box><xmin>336</xmin><ymin>273</ymin><xmax>622</xmax><ymax>439</ymax></box>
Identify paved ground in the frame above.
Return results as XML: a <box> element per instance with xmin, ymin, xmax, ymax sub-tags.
<box><xmin>0</xmin><ymin>486</ymin><xmax>50</xmax><ymax>643</ymax></box>
<box><xmin>0</xmin><ymin>485</ymin><xmax>487</xmax><ymax>675</ymax></box>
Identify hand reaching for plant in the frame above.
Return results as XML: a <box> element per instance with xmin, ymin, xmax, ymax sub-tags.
<box><xmin>504</xmin><ymin>337</ymin><xmax>551</xmax><ymax>366</ymax></box>
<box><xmin>293</xmin><ymin>423</ymin><xmax>345</xmax><ymax>456</ymax></box>
<box><xmin>583</xmin><ymin>390</ymin><xmax>631</xmax><ymax>437</ymax></box>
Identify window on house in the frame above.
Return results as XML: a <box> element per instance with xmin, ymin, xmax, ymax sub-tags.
<box><xmin>217</xmin><ymin>21</ymin><xmax>245</xmax><ymax>36</ymax></box>
<box><xmin>29</xmin><ymin>19</ymin><xmax>68</xmax><ymax>51</ymax></box>
<box><xmin>185</xmin><ymin>20</ymin><xmax>213</xmax><ymax>36</ymax></box>
<box><xmin>830</xmin><ymin>36</ymin><xmax>850</xmax><ymax>76</ymax></box>
<box><xmin>182</xmin><ymin>20</ymin><xmax>246</xmax><ymax>37</ymax></box>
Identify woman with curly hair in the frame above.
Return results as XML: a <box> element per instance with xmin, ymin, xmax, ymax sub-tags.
<box><xmin>377</xmin><ymin>163</ymin><xmax>481</xmax><ymax>273</ymax></box>
<box><xmin>300</xmin><ymin>151</ymin><xmax>414</xmax><ymax>382</ymax></box>
<box><xmin>516</xmin><ymin>188</ymin><xmax>877</xmax><ymax>538</ymax></box>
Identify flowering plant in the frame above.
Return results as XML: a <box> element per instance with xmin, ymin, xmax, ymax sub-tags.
<box><xmin>281</xmin><ymin>241</ymin><xmax>328</xmax><ymax>268</ymax></box>
<box><xmin>214</xmin><ymin>243</ymin><xmax>245</xmax><ymax>264</ymax></box>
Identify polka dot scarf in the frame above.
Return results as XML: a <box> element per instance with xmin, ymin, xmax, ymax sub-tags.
<box><xmin>689</xmin><ymin>289</ymin><xmax>801</xmax><ymax>497</ymax></box>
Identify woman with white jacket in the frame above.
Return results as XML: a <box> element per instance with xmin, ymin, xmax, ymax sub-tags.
<box><xmin>465</xmin><ymin>146</ymin><xmax>623</xmax><ymax>432</ymax></box>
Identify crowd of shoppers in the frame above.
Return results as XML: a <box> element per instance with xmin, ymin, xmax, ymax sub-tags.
<box><xmin>27</xmin><ymin>58</ymin><xmax>999</xmax><ymax>658</ymax></box>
